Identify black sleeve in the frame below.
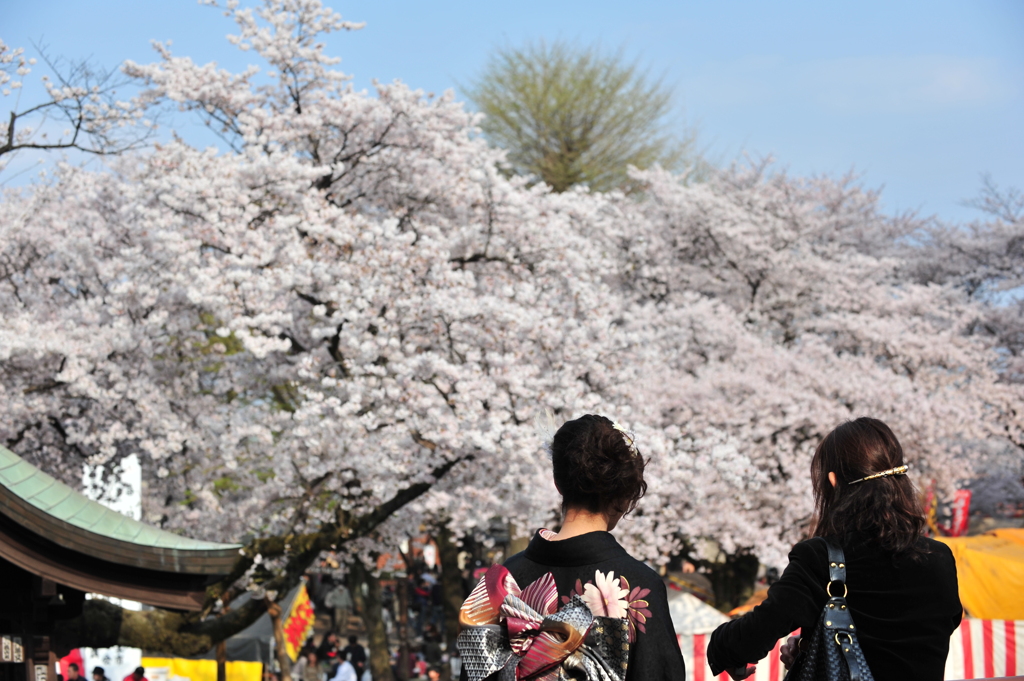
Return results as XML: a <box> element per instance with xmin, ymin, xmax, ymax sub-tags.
<box><xmin>707</xmin><ymin>540</ymin><xmax>826</xmax><ymax>675</ymax></box>
<box><xmin>627</xmin><ymin>578</ymin><xmax>687</xmax><ymax>681</ymax></box>
<box><xmin>938</xmin><ymin>542</ymin><xmax>964</xmax><ymax>634</ymax></box>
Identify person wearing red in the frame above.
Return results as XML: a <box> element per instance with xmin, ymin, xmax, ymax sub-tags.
<box><xmin>122</xmin><ymin>668</ymin><xmax>147</xmax><ymax>681</ymax></box>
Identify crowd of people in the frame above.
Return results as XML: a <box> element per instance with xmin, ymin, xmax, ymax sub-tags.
<box><xmin>302</xmin><ymin>559</ymin><xmax>494</xmax><ymax>681</ymax></box>
<box><xmin>293</xmin><ymin>634</ymin><xmax>367</xmax><ymax>681</ymax></box>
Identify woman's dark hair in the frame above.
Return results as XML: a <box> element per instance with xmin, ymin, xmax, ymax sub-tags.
<box><xmin>551</xmin><ymin>414</ymin><xmax>647</xmax><ymax>517</ymax></box>
<box><xmin>810</xmin><ymin>417</ymin><xmax>926</xmax><ymax>555</ymax></box>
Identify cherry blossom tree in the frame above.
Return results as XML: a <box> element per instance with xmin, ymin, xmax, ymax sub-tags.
<box><xmin>2</xmin><ymin>0</ymin><xmax>1021</xmax><ymax>649</ymax></box>
<box><xmin>601</xmin><ymin>165</ymin><xmax>1023</xmax><ymax>569</ymax></box>
<box><xmin>1</xmin><ymin>0</ymin><xmax>623</xmax><ymax>654</ymax></box>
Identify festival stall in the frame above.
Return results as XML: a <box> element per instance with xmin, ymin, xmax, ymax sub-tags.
<box><xmin>670</xmin><ymin>589</ymin><xmax>737</xmax><ymax>680</ymax></box>
<box><xmin>142</xmin><ymin>658</ymin><xmax>262</xmax><ymax>681</ymax></box>
<box><xmin>936</xmin><ymin>529</ymin><xmax>1024</xmax><ymax>620</ymax></box>
<box><xmin>141</xmin><ymin>584</ymin><xmax>315</xmax><ymax>681</ymax></box>
<box><xmin>936</xmin><ymin>528</ymin><xmax>1024</xmax><ymax>678</ymax></box>
<box><xmin>944</xmin><ymin>619</ymin><xmax>1023</xmax><ymax>679</ymax></box>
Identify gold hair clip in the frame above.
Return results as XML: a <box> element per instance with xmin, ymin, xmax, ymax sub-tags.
<box><xmin>848</xmin><ymin>464</ymin><xmax>909</xmax><ymax>485</ymax></box>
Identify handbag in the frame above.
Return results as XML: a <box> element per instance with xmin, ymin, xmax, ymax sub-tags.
<box><xmin>784</xmin><ymin>539</ymin><xmax>875</xmax><ymax>681</ymax></box>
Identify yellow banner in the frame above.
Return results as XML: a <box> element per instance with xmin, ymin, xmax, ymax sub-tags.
<box><xmin>282</xmin><ymin>583</ymin><xmax>317</xmax><ymax>661</ymax></box>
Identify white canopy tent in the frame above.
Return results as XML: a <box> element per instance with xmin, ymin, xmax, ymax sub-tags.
<box><xmin>667</xmin><ymin>589</ymin><xmax>729</xmax><ymax>635</ymax></box>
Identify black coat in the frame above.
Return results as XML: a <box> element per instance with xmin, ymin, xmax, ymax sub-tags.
<box><xmin>501</xmin><ymin>530</ymin><xmax>687</xmax><ymax>681</ymax></box>
<box><xmin>708</xmin><ymin>533</ymin><xmax>962</xmax><ymax>681</ymax></box>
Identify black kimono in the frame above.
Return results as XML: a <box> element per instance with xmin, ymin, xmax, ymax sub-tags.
<box><xmin>707</xmin><ymin>532</ymin><xmax>961</xmax><ymax>681</ymax></box>
<box><xmin>499</xmin><ymin>529</ymin><xmax>687</xmax><ymax>681</ymax></box>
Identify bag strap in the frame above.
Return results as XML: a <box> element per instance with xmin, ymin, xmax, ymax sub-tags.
<box><xmin>822</xmin><ymin>539</ymin><xmax>871</xmax><ymax>681</ymax></box>
<box><xmin>826</xmin><ymin>540</ymin><xmax>846</xmax><ymax>585</ymax></box>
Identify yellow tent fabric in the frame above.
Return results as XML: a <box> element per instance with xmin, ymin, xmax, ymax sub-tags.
<box><xmin>936</xmin><ymin>531</ymin><xmax>1024</xmax><ymax>619</ymax></box>
<box><xmin>989</xmin><ymin>527</ymin><xmax>1024</xmax><ymax>547</ymax></box>
<box><xmin>142</xmin><ymin>658</ymin><xmax>262</xmax><ymax>681</ymax></box>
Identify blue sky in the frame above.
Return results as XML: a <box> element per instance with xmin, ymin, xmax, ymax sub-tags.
<box><xmin>4</xmin><ymin>0</ymin><xmax>1023</xmax><ymax>222</ymax></box>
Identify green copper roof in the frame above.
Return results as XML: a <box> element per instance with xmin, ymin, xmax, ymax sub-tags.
<box><xmin>0</xmin><ymin>444</ymin><xmax>241</xmax><ymax>574</ymax></box>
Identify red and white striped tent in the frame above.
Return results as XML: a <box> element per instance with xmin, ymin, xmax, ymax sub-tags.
<box><xmin>945</xmin><ymin>619</ymin><xmax>1023</xmax><ymax>679</ymax></box>
<box><xmin>678</xmin><ymin>619</ymin><xmax>1024</xmax><ymax>680</ymax></box>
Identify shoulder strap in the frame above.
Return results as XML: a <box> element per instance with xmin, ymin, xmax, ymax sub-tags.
<box><xmin>825</xmin><ymin>538</ymin><xmax>846</xmax><ymax>585</ymax></box>
<box><xmin>821</xmin><ymin>538</ymin><xmax>872</xmax><ymax>681</ymax></box>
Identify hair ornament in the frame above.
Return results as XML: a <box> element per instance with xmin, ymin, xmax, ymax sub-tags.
<box><xmin>848</xmin><ymin>464</ymin><xmax>909</xmax><ymax>485</ymax></box>
<box><xmin>533</xmin><ymin>408</ymin><xmax>560</xmax><ymax>458</ymax></box>
<box><xmin>612</xmin><ymin>421</ymin><xmax>639</xmax><ymax>456</ymax></box>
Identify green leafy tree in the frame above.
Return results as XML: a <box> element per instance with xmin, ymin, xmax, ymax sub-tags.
<box><xmin>466</xmin><ymin>41</ymin><xmax>701</xmax><ymax>192</ymax></box>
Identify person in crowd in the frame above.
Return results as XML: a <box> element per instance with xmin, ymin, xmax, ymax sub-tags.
<box><xmin>316</xmin><ymin>632</ymin><xmax>340</xmax><ymax>666</ymax></box>
<box><xmin>324</xmin><ymin>582</ymin><xmax>353</xmax><ymax>634</ymax></box>
<box><xmin>411</xmin><ymin>652</ymin><xmax>427</xmax><ymax>680</ymax></box>
<box><xmin>292</xmin><ymin>650</ymin><xmax>319</xmax><ymax>681</ymax></box>
<box><xmin>448</xmin><ymin>650</ymin><xmax>462</xmax><ymax>680</ymax></box>
<box><xmin>428</xmin><ymin>578</ymin><xmax>444</xmax><ymax>632</ymax></box>
<box><xmin>66</xmin><ymin>664</ymin><xmax>84</xmax><ymax>681</ymax></box>
<box><xmin>91</xmin><ymin>667</ymin><xmax>110</xmax><ymax>681</ymax></box>
<box><xmin>380</xmin><ymin>584</ymin><xmax>395</xmax><ymax>636</ymax></box>
<box><xmin>707</xmin><ymin>417</ymin><xmax>962</xmax><ymax>681</ymax></box>
<box><xmin>411</xmin><ymin>576</ymin><xmax>431</xmax><ymax>637</ymax></box>
<box><xmin>421</xmin><ymin>626</ymin><xmax>442</xmax><ymax>670</ymax></box>
<box><xmin>340</xmin><ymin>635</ymin><xmax>366</xmax><ymax>678</ymax></box>
<box><xmin>121</xmin><ymin>667</ymin><xmax>147</xmax><ymax>681</ymax></box>
<box><xmin>458</xmin><ymin>414</ymin><xmax>686</xmax><ymax>680</ymax></box>
<box><xmin>426</xmin><ymin>667</ymin><xmax>441</xmax><ymax>681</ymax></box>
<box><xmin>326</xmin><ymin>658</ymin><xmax>357</xmax><ymax>681</ymax></box>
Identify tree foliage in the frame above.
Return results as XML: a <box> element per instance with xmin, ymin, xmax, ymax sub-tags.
<box><xmin>465</xmin><ymin>41</ymin><xmax>698</xmax><ymax>192</ymax></box>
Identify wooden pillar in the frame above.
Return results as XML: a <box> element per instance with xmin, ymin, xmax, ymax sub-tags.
<box><xmin>217</xmin><ymin>603</ymin><xmax>230</xmax><ymax>681</ymax></box>
<box><xmin>216</xmin><ymin>640</ymin><xmax>227</xmax><ymax>681</ymax></box>
<box><xmin>265</xmin><ymin>597</ymin><xmax>292</xmax><ymax>681</ymax></box>
<box><xmin>397</xmin><ymin>577</ymin><xmax>410</xmax><ymax>681</ymax></box>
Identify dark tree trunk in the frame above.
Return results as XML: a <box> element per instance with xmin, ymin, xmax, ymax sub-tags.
<box><xmin>351</xmin><ymin>560</ymin><xmax>392</xmax><ymax>681</ymax></box>
<box><xmin>436</xmin><ymin>522</ymin><xmax>464</xmax><ymax>655</ymax></box>
<box><xmin>396</xmin><ymin>576</ymin><xmax>410</xmax><ymax>681</ymax></box>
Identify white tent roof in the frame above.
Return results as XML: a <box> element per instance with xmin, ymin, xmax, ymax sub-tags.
<box><xmin>667</xmin><ymin>589</ymin><xmax>730</xmax><ymax>635</ymax></box>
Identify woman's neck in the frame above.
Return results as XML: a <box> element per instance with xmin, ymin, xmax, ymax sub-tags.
<box><xmin>549</xmin><ymin>508</ymin><xmax>611</xmax><ymax>541</ymax></box>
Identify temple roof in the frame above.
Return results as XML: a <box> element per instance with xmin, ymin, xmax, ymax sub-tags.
<box><xmin>0</xmin><ymin>444</ymin><xmax>241</xmax><ymax>575</ymax></box>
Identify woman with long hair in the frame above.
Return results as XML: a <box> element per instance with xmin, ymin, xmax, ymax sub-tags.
<box><xmin>707</xmin><ymin>417</ymin><xmax>961</xmax><ymax>680</ymax></box>
<box><xmin>457</xmin><ymin>414</ymin><xmax>686</xmax><ymax>680</ymax></box>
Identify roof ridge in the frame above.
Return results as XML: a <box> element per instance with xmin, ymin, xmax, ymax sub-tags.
<box><xmin>0</xmin><ymin>445</ymin><xmax>241</xmax><ymax>555</ymax></box>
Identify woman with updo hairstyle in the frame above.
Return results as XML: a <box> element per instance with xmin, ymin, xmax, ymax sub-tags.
<box><xmin>707</xmin><ymin>417</ymin><xmax>961</xmax><ymax>681</ymax></box>
<box><xmin>467</xmin><ymin>414</ymin><xmax>686</xmax><ymax>680</ymax></box>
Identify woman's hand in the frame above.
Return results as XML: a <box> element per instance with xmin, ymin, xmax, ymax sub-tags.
<box><xmin>780</xmin><ymin>635</ymin><xmax>801</xmax><ymax>668</ymax></box>
<box><xmin>727</xmin><ymin>664</ymin><xmax>757</xmax><ymax>680</ymax></box>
